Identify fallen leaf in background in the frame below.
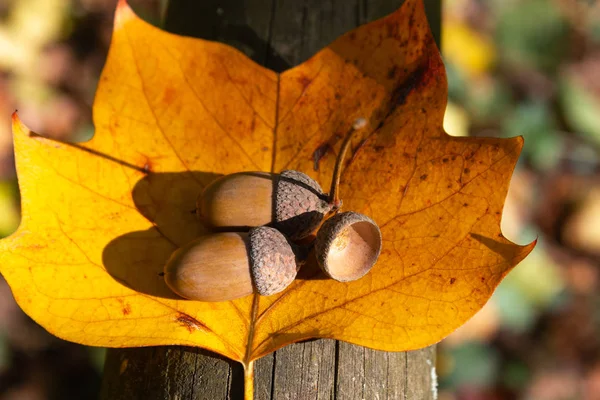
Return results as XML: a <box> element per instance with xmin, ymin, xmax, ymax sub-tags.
<box><xmin>563</xmin><ymin>187</ymin><xmax>600</xmax><ymax>255</ymax></box>
<box><xmin>0</xmin><ymin>0</ymin><xmax>533</xmax><ymax>386</ymax></box>
<box><xmin>560</xmin><ymin>56</ymin><xmax>600</xmax><ymax>147</ymax></box>
<box><xmin>443</xmin><ymin>20</ymin><xmax>495</xmax><ymax>78</ymax></box>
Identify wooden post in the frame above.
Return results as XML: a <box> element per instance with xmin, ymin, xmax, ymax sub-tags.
<box><xmin>100</xmin><ymin>0</ymin><xmax>440</xmax><ymax>398</ymax></box>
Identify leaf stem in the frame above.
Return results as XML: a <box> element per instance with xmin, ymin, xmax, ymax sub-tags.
<box><xmin>328</xmin><ymin>117</ymin><xmax>368</xmax><ymax>208</ymax></box>
<box><xmin>244</xmin><ymin>360</ymin><xmax>255</xmax><ymax>400</ymax></box>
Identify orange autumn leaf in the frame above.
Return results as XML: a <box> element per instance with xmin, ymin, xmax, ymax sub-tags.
<box><xmin>0</xmin><ymin>0</ymin><xmax>533</xmax><ymax>369</ymax></box>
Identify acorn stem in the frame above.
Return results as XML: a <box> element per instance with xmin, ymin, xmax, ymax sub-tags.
<box><xmin>328</xmin><ymin>117</ymin><xmax>368</xmax><ymax>208</ymax></box>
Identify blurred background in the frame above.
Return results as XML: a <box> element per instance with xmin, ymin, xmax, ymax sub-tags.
<box><xmin>0</xmin><ymin>0</ymin><xmax>598</xmax><ymax>398</ymax></box>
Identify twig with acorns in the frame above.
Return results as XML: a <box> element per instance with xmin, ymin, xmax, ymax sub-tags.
<box><xmin>164</xmin><ymin>118</ymin><xmax>382</xmax><ymax>301</ymax></box>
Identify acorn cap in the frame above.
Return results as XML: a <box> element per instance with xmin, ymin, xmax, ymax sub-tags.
<box><xmin>248</xmin><ymin>226</ymin><xmax>298</xmax><ymax>296</ymax></box>
<box><xmin>274</xmin><ymin>170</ymin><xmax>331</xmax><ymax>240</ymax></box>
<box><xmin>315</xmin><ymin>211</ymin><xmax>382</xmax><ymax>282</ymax></box>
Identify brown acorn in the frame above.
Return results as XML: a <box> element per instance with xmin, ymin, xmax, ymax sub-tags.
<box><xmin>164</xmin><ymin>226</ymin><xmax>301</xmax><ymax>301</ymax></box>
<box><xmin>197</xmin><ymin>118</ymin><xmax>368</xmax><ymax>240</ymax></box>
<box><xmin>315</xmin><ymin>211</ymin><xmax>382</xmax><ymax>282</ymax></box>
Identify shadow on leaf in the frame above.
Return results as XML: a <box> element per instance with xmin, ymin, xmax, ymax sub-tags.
<box><xmin>103</xmin><ymin>168</ymin><xmax>334</xmax><ymax>298</ymax></box>
<box><xmin>470</xmin><ymin>233</ymin><xmax>524</xmax><ymax>262</ymax></box>
<box><xmin>103</xmin><ymin>171</ymin><xmax>222</xmax><ymax>299</ymax></box>
<box><xmin>295</xmin><ymin>255</ymin><xmax>328</xmax><ymax>281</ymax></box>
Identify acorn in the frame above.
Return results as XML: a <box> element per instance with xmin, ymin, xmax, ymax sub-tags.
<box><xmin>197</xmin><ymin>118</ymin><xmax>368</xmax><ymax>240</ymax></box>
<box><xmin>164</xmin><ymin>226</ymin><xmax>303</xmax><ymax>301</ymax></box>
<box><xmin>315</xmin><ymin>211</ymin><xmax>382</xmax><ymax>282</ymax></box>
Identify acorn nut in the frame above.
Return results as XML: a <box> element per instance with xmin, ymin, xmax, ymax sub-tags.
<box><xmin>164</xmin><ymin>226</ymin><xmax>300</xmax><ymax>302</ymax></box>
<box><xmin>197</xmin><ymin>118</ymin><xmax>368</xmax><ymax>240</ymax></box>
<box><xmin>198</xmin><ymin>170</ymin><xmax>329</xmax><ymax>240</ymax></box>
<box><xmin>315</xmin><ymin>211</ymin><xmax>382</xmax><ymax>282</ymax></box>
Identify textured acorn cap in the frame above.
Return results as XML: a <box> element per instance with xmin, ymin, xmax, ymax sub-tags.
<box><xmin>248</xmin><ymin>226</ymin><xmax>298</xmax><ymax>296</ymax></box>
<box><xmin>275</xmin><ymin>170</ymin><xmax>331</xmax><ymax>240</ymax></box>
<box><xmin>315</xmin><ymin>211</ymin><xmax>382</xmax><ymax>282</ymax></box>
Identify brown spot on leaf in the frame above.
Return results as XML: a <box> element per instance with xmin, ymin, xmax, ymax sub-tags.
<box><xmin>390</xmin><ymin>61</ymin><xmax>428</xmax><ymax>107</ymax></box>
<box><xmin>297</xmin><ymin>75</ymin><xmax>311</xmax><ymax>89</ymax></box>
<box><xmin>463</xmin><ymin>168</ymin><xmax>470</xmax><ymax>174</ymax></box>
<box><xmin>116</xmin><ymin>298</ymin><xmax>131</xmax><ymax>315</ymax></box>
<box><xmin>420</xmin><ymin>174</ymin><xmax>428</xmax><ymax>181</ymax></box>
<box><xmin>162</xmin><ymin>86</ymin><xmax>177</xmax><ymax>105</ymax></box>
<box><xmin>24</xmin><ymin>244</ymin><xmax>44</xmax><ymax>250</ymax></box>
<box><xmin>386</xmin><ymin>21</ymin><xmax>396</xmax><ymax>37</ymax></box>
<box><xmin>139</xmin><ymin>155</ymin><xmax>153</xmax><ymax>173</ymax></box>
<box><xmin>312</xmin><ymin>143</ymin><xmax>332</xmax><ymax>171</ymax></box>
<box><xmin>176</xmin><ymin>313</ymin><xmax>208</xmax><ymax>333</ymax></box>
<box><xmin>450</xmin><ymin>278</ymin><xmax>456</xmax><ymax>284</ymax></box>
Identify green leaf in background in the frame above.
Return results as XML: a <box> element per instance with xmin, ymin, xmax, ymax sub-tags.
<box><xmin>559</xmin><ymin>71</ymin><xmax>600</xmax><ymax>147</ymax></box>
<box><xmin>589</xmin><ymin>22</ymin><xmax>600</xmax><ymax>44</ymax></box>
<box><xmin>445</xmin><ymin>342</ymin><xmax>500</xmax><ymax>388</ymax></box>
<box><xmin>446</xmin><ymin>61</ymin><xmax>468</xmax><ymax>104</ymax></box>
<box><xmin>502</xmin><ymin>360</ymin><xmax>531</xmax><ymax>391</ymax></box>
<box><xmin>503</xmin><ymin>101</ymin><xmax>562</xmax><ymax>171</ymax></box>
<box><xmin>494</xmin><ymin>281</ymin><xmax>536</xmax><ymax>333</ymax></box>
<box><xmin>495</xmin><ymin>0</ymin><xmax>569</xmax><ymax>73</ymax></box>
<box><xmin>495</xmin><ymin>243</ymin><xmax>564</xmax><ymax>332</ymax></box>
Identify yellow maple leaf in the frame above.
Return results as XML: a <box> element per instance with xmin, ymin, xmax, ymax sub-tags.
<box><xmin>0</xmin><ymin>0</ymin><xmax>534</xmax><ymax>396</ymax></box>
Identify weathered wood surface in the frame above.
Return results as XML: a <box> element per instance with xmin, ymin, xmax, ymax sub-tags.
<box><xmin>101</xmin><ymin>0</ymin><xmax>440</xmax><ymax>398</ymax></box>
<box><xmin>101</xmin><ymin>342</ymin><xmax>436</xmax><ymax>399</ymax></box>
